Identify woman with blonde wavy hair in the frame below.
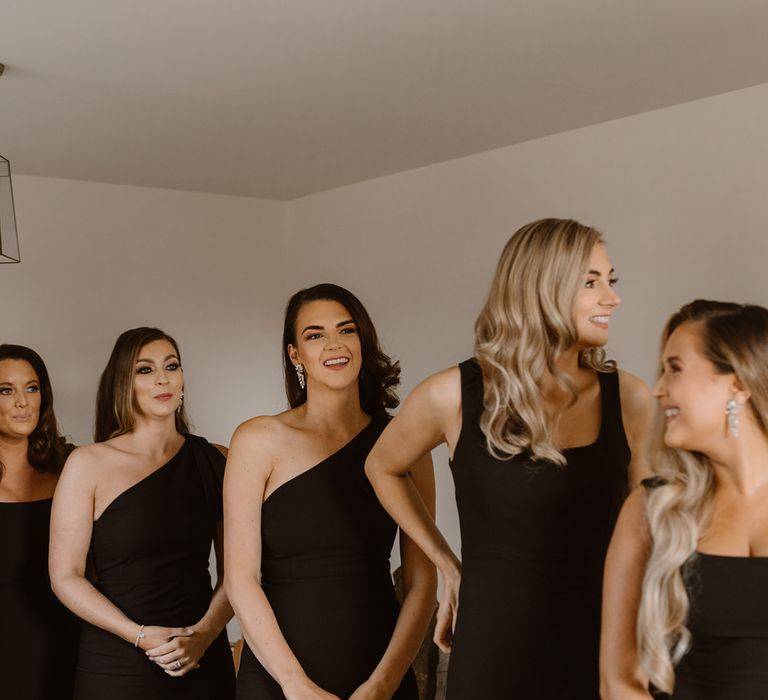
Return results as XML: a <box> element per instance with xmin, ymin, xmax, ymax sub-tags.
<box><xmin>366</xmin><ymin>218</ymin><xmax>652</xmax><ymax>699</ymax></box>
<box><xmin>601</xmin><ymin>300</ymin><xmax>768</xmax><ymax>700</ymax></box>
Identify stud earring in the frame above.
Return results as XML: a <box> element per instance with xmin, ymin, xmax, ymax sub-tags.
<box><xmin>726</xmin><ymin>399</ymin><xmax>740</xmax><ymax>438</ymax></box>
<box><xmin>295</xmin><ymin>363</ymin><xmax>305</xmax><ymax>390</ymax></box>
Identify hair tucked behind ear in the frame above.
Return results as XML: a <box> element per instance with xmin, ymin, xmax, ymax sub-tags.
<box><xmin>0</xmin><ymin>344</ymin><xmax>74</xmax><ymax>481</ymax></box>
<box><xmin>474</xmin><ymin>218</ymin><xmax>614</xmax><ymax>464</ymax></box>
<box><xmin>638</xmin><ymin>300</ymin><xmax>768</xmax><ymax>693</ymax></box>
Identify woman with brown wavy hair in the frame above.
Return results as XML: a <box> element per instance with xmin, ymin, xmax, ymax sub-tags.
<box><xmin>49</xmin><ymin>327</ymin><xmax>235</xmax><ymax>700</ymax></box>
<box><xmin>601</xmin><ymin>300</ymin><xmax>768</xmax><ymax>699</ymax></box>
<box><xmin>226</xmin><ymin>283</ymin><xmax>436</xmax><ymax>700</ymax></box>
<box><xmin>366</xmin><ymin>219</ymin><xmax>653</xmax><ymax>699</ymax></box>
<box><xmin>0</xmin><ymin>343</ymin><xmax>79</xmax><ymax>699</ymax></box>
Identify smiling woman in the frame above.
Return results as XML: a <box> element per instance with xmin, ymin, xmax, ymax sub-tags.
<box><xmin>48</xmin><ymin>327</ymin><xmax>235</xmax><ymax>700</ymax></box>
<box><xmin>365</xmin><ymin>218</ymin><xmax>654</xmax><ymax>700</ymax></box>
<box><xmin>225</xmin><ymin>283</ymin><xmax>437</xmax><ymax>700</ymax></box>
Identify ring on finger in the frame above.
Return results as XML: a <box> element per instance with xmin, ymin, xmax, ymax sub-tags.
<box><xmin>173</xmin><ymin>660</ymin><xmax>182</xmax><ymax>670</ymax></box>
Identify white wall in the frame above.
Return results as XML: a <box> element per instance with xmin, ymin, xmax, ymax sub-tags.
<box><xmin>288</xmin><ymin>82</ymin><xmax>768</xmax><ymax>559</ymax></box>
<box><xmin>2</xmin><ymin>175</ymin><xmax>289</xmax><ymax>446</ymax></box>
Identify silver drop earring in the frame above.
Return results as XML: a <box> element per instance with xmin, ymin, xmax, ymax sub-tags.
<box><xmin>295</xmin><ymin>363</ymin><xmax>306</xmax><ymax>390</ymax></box>
<box><xmin>177</xmin><ymin>390</ymin><xmax>184</xmax><ymax>413</ymax></box>
<box><xmin>726</xmin><ymin>399</ymin><xmax>740</xmax><ymax>438</ymax></box>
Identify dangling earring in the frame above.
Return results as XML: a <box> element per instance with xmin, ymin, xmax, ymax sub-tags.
<box><xmin>726</xmin><ymin>399</ymin><xmax>740</xmax><ymax>437</ymax></box>
<box><xmin>295</xmin><ymin>363</ymin><xmax>306</xmax><ymax>390</ymax></box>
<box><xmin>177</xmin><ymin>390</ymin><xmax>184</xmax><ymax>414</ymax></box>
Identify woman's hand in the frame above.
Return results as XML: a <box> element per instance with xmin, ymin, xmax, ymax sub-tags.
<box><xmin>434</xmin><ymin>568</ymin><xmax>461</xmax><ymax>653</ymax></box>
<box><xmin>144</xmin><ymin>624</ymin><xmax>212</xmax><ymax>676</ymax></box>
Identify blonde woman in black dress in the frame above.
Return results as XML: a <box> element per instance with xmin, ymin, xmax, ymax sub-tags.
<box><xmin>366</xmin><ymin>219</ymin><xmax>653</xmax><ymax>699</ymax></box>
<box><xmin>0</xmin><ymin>344</ymin><xmax>79</xmax><ymax>700</ymax></box>
<box><xmin>50</xmin><ymin>327</ymin><xmax>235</xmax><ymax>699</ymax></box>
<box><xmin>225</xmin><ymin>284</ymin><xmax>436</xmax><ymax>700</ymax></box>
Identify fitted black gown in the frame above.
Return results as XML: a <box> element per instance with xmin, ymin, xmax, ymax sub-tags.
<box><xmin>446</xmin><ymin>359</ymin><xmax>631</xmax><ymax>699</ymax></box>
<box><xmin>236</xmin><ymin>417</ymin><xmax>418</xmax><ymax>700</ymax></box>
<box><xmin>0</xmin><ymin>498</ymin><xmax>80</xmax><ymax>700</ymax></box>
<box><xmin>642</xmin><ymin>480</ymin><xmax>768</xmax><ymax>699</ymax></box>
<box><xmin>74</xmin><ymin>435</ymin><xmax>235</xmax><ymax>699</ymax></box>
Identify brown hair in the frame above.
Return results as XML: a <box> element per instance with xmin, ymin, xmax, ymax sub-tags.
<box><xmin>282</xmin><ymin>283</ymin><xmax>400</xmax><ymax>417</ymax></box>
<box><xmin>0</xmin><ymin>344</ymin><xmax>74</xmax><ymax>480</ymax></box>
<box><xmin>95</xmin><ymin>327</ymin><xmax>190</xmax><ymax>442</ymax></box>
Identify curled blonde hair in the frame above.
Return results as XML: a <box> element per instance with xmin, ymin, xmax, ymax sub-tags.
<box><xmin>638</xmin><ymin>300</ymin><xmax>768</xmax><ymax>693</ymax></box>
<box><xmin>474</xmin><ymin>218</ymin><xmax>614</xmax><ymax>464</ymax></box>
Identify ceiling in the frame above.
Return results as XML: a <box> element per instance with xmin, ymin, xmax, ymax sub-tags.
<box><xmin>2</xmin><ymin>1</ymin><xmax>768</xmax><ymax>200</ymax></box>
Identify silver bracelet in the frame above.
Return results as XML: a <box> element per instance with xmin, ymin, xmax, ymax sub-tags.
<box><xmin>134</xmin><ymin>624</ymin><xmax>146</xmax><ymax>648</ymax></box>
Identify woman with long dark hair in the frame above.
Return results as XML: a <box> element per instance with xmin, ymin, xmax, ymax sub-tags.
<box><xmin>602</xmin><ymin>301</ymin><xmax>768</xmax><ymax>699</ymax></box>
<box><xmin>49</xmin><ymin>327</ymin><xmax>235</xmax><ymax>699</ymax></box>
<box><xmin>225</xmin><ymin>283</ymin><xmax>436</xmax><ymax>700</ymax></box>
<box><xmin>0</xmin><ymin>343</ymin><xmax>79</xmax><ymax>699</ymax></box>
<box><xmin>366</xmin><ymin>219</ymin><xmax>653</xmax><ymax>699</ymax></box>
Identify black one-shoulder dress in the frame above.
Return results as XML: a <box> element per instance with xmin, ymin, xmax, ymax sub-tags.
<box><xmin>74</xmin><ymin>435</ymin><xmax>235</xmax><ymax>699</ymax></box>
<box><xmin>446</xmin><ymin>359</ymin><xmax>631</xmax><ymax>699</ymax></box>
<box><xmin>236</xmin><ymin>417</ymin><xmax>418</xmax><ymax>700</ymax></box>
<box><xmin>0</xmin><ymin>497</ymin><xmax>80</xmax><ymax>699</ymax></box>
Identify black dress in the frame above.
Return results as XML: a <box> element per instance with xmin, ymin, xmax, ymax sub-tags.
<box><xmin>236</xmin><ymin>417</ymin><xmax>419</xmax><ymax>700</ymax></box>
<box><xmin>0</xmin><ymin>498</ymin><xmax>80</xmax><ymax>700</ymax></box>
<box><xmin>446</xmin><ymin>359</ymin><xmax>630</xmax><ymax>699</ymax></box>
<box><xmin>641</xmin><ymin>481</ymin><xmax>768</xmax><ymax>699</ymax></box>
<box><xmin>74</xmin><ymin>435</ymin><xmax>235</xmax><ymax>699</ymax></box>
<box><xmin>672</xmin><ymin>554</ymin><xmax>768</xmax><ymax>698</ymax></box>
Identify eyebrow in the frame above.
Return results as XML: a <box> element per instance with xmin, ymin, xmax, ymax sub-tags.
<box><xmin>135</xmin><ymin>355</ymin><xmax>179</xmax><ymax>364</ymax></box>
<box><xmin>301</xmin><ymin>319</ymin><xmax>356</xmax><ymax>334</ymax></box>
<box><xmin>0</xmin><ymin>380</ymin><xmax>38</xmax><ymax>386</ymax></box>
<box><xmin>587</xmin><ymin>268</ymin><xmax>616</xmax><ymax>276</ymax></box>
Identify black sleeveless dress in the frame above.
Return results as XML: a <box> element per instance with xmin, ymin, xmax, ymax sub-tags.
<box><xmin>446</xmin><ymin>359</ymin><xmax>630</xmax><ymax>699</ymax></box>
<box><xmin>0</xmin><ymin>498</ymin><xmax>80</xmax><ymax>700</ymax></box>
<box><xmin>642</xmin><ymin>480</ymin><xmax>768</xmax><ymax>699</ymax></box>
<box><xmin>236</xmin><ymin>417</ymin><xmax>418</xmax><ymax>700</ymax></box>
<box><xmin>74</xmin><ymin>435</ymin><xmax>235</xmax><ymax>699</ymax></box>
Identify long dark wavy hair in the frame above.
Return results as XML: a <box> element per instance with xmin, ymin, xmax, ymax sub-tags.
<box><xmin>282</xmin><ymin>284</ymin><xmax>400</xmax><ymax>417</ymax></box>
<box><xmin>95</xmin><ymin>327</ymin><xmax>190</xmax><ymax>442</ymax></box>
<box><xmin>0</xmin><ymin>344</ymin><xmax>74</xmax><ymax>480</ymax></box>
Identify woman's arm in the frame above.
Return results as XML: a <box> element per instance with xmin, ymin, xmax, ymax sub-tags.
<box><xmin>365</xmin><ymin>368</ymin><xmax>462</xmax><ymax>653</ymax></box>
<box><xmin>351</xmin><ymin>454</ymin><xmax>438</xmax><ymax>700</ymax></box>
<box><xmin>619</xmin><ymin>370</ymin><xmax>655</xmax><ymax>487</ymax></box>
<box><xmin>600</xmin><ymin>488</ymin><xmax>653</xmax><ymax>700</ymax></box>
<box><xmin>223</xmin><ymin>419</ymin><xmax>340</xmax><ymax>700</ymax></box>
<box><xmin>50</xmin><ymin>448</ymin><xmax>191</xmax><ymax>654</ymax></box>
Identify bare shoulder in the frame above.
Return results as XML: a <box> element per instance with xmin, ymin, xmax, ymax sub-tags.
<box><xmin>617</xmin><ymin>370</ymin><xmax>653</xmax><ymax>422</ymax></box>
<box><xmin>229</xmin><ymin>413</ymin><xmax>292</xmax><ymax>459</ymax></box>
<box><xmin>59</xmin><ymin>442</ymin><xmax>123</xmax><ymax>488</ymax></box>
<box><xmin>410</xmin><ymin>366</ymin><xmax>461</xmax><ymax>412</ymax></box>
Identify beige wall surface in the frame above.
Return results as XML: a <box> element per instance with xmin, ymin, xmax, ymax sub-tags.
<box><xmin>2</xmin><ymin>175</ymin><xmax>289</xmax><ymax>446</ymax></box>
<box><xmin>288</xmin><ymin>82</ymin><xmax>768</xmax><ymax>559</ymax></box>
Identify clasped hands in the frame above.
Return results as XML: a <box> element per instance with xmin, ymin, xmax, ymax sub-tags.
<box><xmin>137</xmin><ymin>624</ymin><xmax>212</xmax><ymax>677</ymax></box>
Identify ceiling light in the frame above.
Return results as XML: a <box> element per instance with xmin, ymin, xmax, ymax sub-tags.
<box><xmin>0</xmin><ymin>155</ymin><xmax>20</xmax><ymax>263</ymax></box>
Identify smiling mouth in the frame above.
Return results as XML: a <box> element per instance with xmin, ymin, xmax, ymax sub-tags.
<box><xmin>664</xmin><ymin>407</ymin><xmax>680</xmax><ymax>420</ymax></box>
<box><xmin>323</xmin><ymin>357</ymin><xmax>350</xmax><ymax>367</ymax></box>
<box><xmin>589</xmin><ymin>315</ymin><xmax>611</xmax><ymax>325</ymax></box>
